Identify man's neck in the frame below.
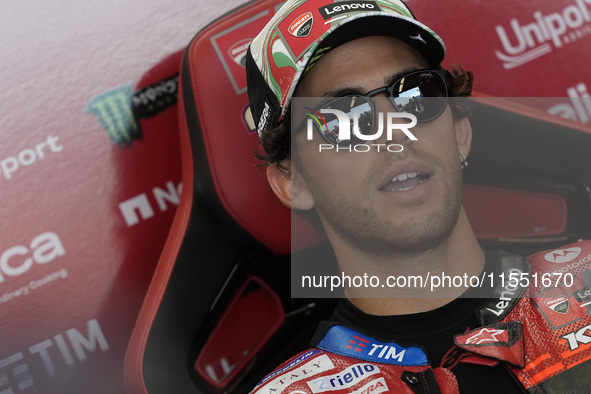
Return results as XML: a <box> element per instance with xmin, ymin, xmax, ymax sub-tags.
<box><xmin>330</xmin><ymin>209</ymin><xmax>485</xmax><ymax>316</ymax></box>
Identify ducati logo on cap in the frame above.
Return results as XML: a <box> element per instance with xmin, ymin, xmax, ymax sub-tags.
<box><xmin>289</xmin><ymin>12</ymin><xmax>314</xmax><ymax>37</ymax></box>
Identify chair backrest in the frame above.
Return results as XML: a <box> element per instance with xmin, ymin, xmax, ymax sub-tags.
<box><xmin>124</xmin><ymin>1</ymin><xmax>336</xmax><ymax>393</ymax></box>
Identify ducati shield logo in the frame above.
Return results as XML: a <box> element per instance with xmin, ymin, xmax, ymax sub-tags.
<box><xmin>289</xmin><ymin>12</ymin><xmax>314</xmax><ymax>37</ymax></box>
<box><xmin>228</xmin><ymin>38</ymin><xmax>252</xmax><ymax>67</ymax></box>
<box><xmin>545</xmin><ymin>247</ymin><xmax>582</xmax><ymax>263</ymax></box>
<box><xmin>544</xmin><ymin>297</ymin><xmax>569</xmax><ymax>314</ymax></box>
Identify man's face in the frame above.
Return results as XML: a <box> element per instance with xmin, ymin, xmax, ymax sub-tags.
<box><xmin>291</xmin><ymin>36</ymin><xmax>469</xmax><ymax>257</ymax></box>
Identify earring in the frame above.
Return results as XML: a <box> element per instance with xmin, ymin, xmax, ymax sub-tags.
<box><xmin>460</xmin><ymin>153</ymin><xmax>468</xmax><ymax>170</ymax></box>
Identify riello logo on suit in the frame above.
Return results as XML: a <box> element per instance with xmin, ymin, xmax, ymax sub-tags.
<box><xmin>495</xmin><ymin>0</ymin><xmax>591</xmax><ymax>69</ymax></box>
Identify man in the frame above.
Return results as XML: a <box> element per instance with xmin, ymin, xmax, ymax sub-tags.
<box><xmin>245</xmin><ymin>0</ymin><xmax>591</xmax><ymax>392</ymax></box>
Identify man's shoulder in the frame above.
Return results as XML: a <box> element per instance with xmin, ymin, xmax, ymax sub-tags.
<box><xmin>494</xmin><ymin>240</ymin><xmax>591</xmax><ymax>392</ymax></box>
<box><xmin>249</xmin><ymin>325</ymin><xmax>455</xmax><ymax>394</ymax></box>
<box><xmin>248</xmin><ymin>346</ymin><xmax>416</xmax><ymax>394</ymax></box>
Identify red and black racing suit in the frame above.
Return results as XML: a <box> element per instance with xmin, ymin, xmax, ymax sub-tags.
<box><xmin>251</xmin><ymin>240</ymin><xmax>591</xmax><ymax>393</ymax></box>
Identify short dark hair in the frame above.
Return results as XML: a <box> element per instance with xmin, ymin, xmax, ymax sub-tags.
<box><xmin>255</xmin><ymin>65</ymin><xmax>474</xmax><ymax>174</ymax></box>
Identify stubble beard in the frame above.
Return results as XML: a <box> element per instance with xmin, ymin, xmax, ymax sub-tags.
<box><xmin>314</xmin><ymin>167</ymin><xmax>464</xmax><ymax>258</ymax></box>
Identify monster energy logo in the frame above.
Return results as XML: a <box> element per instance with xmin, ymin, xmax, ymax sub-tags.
<box><xmin>86</xmin><ymin>74</ymin><xmax>178</xmax><ymax>147</ymax></box>
<box><xmin>86</xmin><ymin>84</ymin><xmax>140</xmax><ymax>147</ymax></box>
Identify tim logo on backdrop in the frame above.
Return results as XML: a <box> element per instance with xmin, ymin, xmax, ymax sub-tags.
<box><xmin>495</xmin><ymin>0</ymin><xmax>591</xmax><ymax>69</ymax></box>
<box><xmin>304</xmin><ymin>107</ymin><xmax>417</xmax><ymax>152</ymax></box>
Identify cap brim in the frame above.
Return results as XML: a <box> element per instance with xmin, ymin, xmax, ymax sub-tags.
<box><xmin>315</xmin><ymin>13</ymin><xmax>445</xmax><ymax>67</ymax></box>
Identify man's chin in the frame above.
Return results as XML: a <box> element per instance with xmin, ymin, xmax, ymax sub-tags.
<box><xmin>357</xmin><ymin>230</ymin><xmax>451</xmax><ymax>257</ymax></box>
<box><xmin>344</xmin><ymin>208</ymin><xmax>461</xmax><ymax>258</ymax></box>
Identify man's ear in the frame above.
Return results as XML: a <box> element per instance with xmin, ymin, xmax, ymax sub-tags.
<box><xmin>267</xmin><ymin>160</ymin><xmax>315</xmax><ymax>210</ymax></box>
<box><xmin>454</xmin><ymin>116</ymin><xmax>473</xmax><ymax>159</ymax></box>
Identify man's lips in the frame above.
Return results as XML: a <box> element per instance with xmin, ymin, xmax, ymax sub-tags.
<box><xmin>380</xmin><ymin>172</ymin><xmax>431</xmax><ymax>192</ymax></box>
<box><xmin>378</xmin><ymin>161</ymin><xmax>434</xmax><ymax>192</ymax></box>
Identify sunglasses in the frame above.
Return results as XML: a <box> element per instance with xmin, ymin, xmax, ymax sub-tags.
<box><xmin>301</xmin><ymin>68</ymin><xmax>449</xmax><ymax>147</ymax></box>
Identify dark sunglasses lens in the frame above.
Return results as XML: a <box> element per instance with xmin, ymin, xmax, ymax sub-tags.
<box><xmin>318</xmin><ymin>97</ymin><xmax>374</xmax><ymax>146</ymax></box>
<box><xmin>391</xmin><ymin>71</ymin><xmax>447</xmax><ymax>122</ymax></box>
